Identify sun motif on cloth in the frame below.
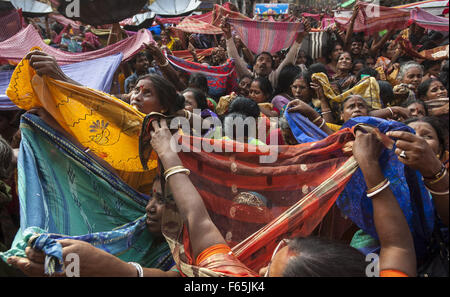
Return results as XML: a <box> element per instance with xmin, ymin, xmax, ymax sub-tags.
<box><xmin>89</xmin><ymin>120</ymin><xmax>111</xmax><ymax>145</ymax></box>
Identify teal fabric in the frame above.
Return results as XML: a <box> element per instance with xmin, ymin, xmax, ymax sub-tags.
<box><xmin>0</xmin><ymin>113</ymin><xmax>173</xmax><ymax>270</ymax></box>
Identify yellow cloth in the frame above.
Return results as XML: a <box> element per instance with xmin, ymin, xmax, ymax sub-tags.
<box><xmin>326</xmin><ymin>123</ymin><xmax>342</xmax><ymax>132</ymax></box>
<box><xmin>312</xmin><ymin>72</ymin><xmax>382</xmax><ymax>110</ymax></box>
<box><xmin>6</xmin><ymin>57</ymin><xmax>158</xmax><ymax>175</ymax></box>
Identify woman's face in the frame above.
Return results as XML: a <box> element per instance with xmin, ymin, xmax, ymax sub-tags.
<box><xmin>427</xmin><ymin>64</ymin><xmax>441</xmax><ymax>78</ymax></box>
<box><xmin>249</xmin><ymin>81</ymin><xmax>268</xmax><ymax>103</ymax></box>
<box><xmin>341</xmin><ymin>96</ymin><xmax>369</xmax><ymax>122</ymax></box>
<box><xmin>291</xmin><ymin>78</ymin><xmax>312</xmax><ymax>102</ymax></box>
<box><xmin>296</xmin><ymin>51</ymin><xmax>307</xmax><ymax>66</ymax></box>
<box><xmin>145</xmin><ymin>179</ymin><xmax>165</xmax><ymax>234</ymax></box>
<box><xmin>425</xmin><ymin>80</ymin><xmax>448</xmax><ymax>100</ymax></box>
<box><xmin>337</xmin><ymin>52</ymin><xmax>353</xmax><ymax>72</ymax></box>
<box><xmin>402</xmin><ymin>67</ymin><xmax>423</xmax><ymax>92</ymax></box>
<box><xmin>130</xmin><ymin>78</ymin><xmax>164</xmax><ymax>114</ymax></box>
<box><xmin>238</xmin><ymin>77</ymin><xmax>252</xmax><ymax>97</ymax></box>
<box><xmin>330</xmin><ymin>44</ymin><xmax>344</xmax><ymax>62</ymax></box>
<box><xmin>406</xmin><ymin>102</ymin><xmax>427</xmax><ymax>118</ymax></box>
<box><xmin>408</xmin><ymin>121</ymin><xmax>441</xmax><ymax>156</ymax></box>
<box><xmin>183</xmin><ymin>91</ymin><xmax>197</xmax><ymax>112</ymax></box>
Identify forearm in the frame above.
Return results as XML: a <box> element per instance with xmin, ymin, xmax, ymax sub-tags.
<box><xmin>359</xmin><ymin>160</ymin><xmax>416</xmax><ymax>276</ymax></box>
<box><xmin>159</xmin><ymin>151</ymin><xmax>226</xmax><ymax>258</ymax></box>
<box><xmin>226</xmin><ymin>38</ymin><xmax>252</xmax><ymax>78</ymax></box>
<box><xmin>422</xmin><ymin>162</ymin><xmax>449</xmax><ymax>226</ymax></box>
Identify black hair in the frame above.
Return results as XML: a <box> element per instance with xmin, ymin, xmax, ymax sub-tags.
<box><xmin>135</xmin><ymin>74</ymin><xmax>185</xmax><ymax>115</ymax></box>
<box><xmin>351</xmin><ymin>33</ymin><xmax>364</xmax><ymax>44</ymax></box>
<box><xmin>282</xmin><ymin>237</ymin><xmax>366</xmax><ymax>277</ymax></box>
<box><xmin>274</xmin><ymin>64</ymin><xmax>301</xmax><ymax>95</ymax></box>
<box><xmin>307</xmin><ymin>63</ymin><xmax>329</xmax><ymax>79</ymax></box>
<box><xmin>188</xmin><ymin>73</ymin><xmax>209</xmax><ymax>95</ymax></box>
<box><xmin>377</xmin><ymin>80</ymin><xmax>394</xmax><ymax>106</ymax></box>
<box><xmin>356</xmin><ymin>67</ymin><xmax>378</xmax><ymax>81</ymax></box>
<box><xmin>418</xmin><ymin>78</ymin><xmax>443</xmax><ymax>100</ymax></box>
<box><xmin>228</xmin><ymin>96</ymin><xmax>260</xmax><ymax>119</ymax></box>
<box><xmin>323</xmin><ymin>41</ymin><xmax>343</xmax><ymax>63</ymax></box>
<box><xmin>183</xmin><ymin>88</ymin><xmax>208</xmax><ymax>111</ymax></box>
<box><xmin>297</xmin><ymin>49</ymin><xmax>314</xmax><ymax>67</ymax></box>
<box><xmin>403</xmin><ymin>116</ymin><xmax>448</xmax><ymax>157</ymax></box>
<box><xmin>129</xmin><ymin>51</ymin><xmax>148</xmax><ymax>72</ymax></box>
<box><xmin>252</xmin><ymin>76</ymin><xmax>274</xmax><ymax>102</ymax></box>
<box><xmin>0</xmin><ymin>135</ymin><xmax>13</xmax><ymax>180</ymax></box>
<box><xmin>422</xmin><ymin>60</ymin><xmax>441</xmax><ymax>73</ymax></box>
<box><xmin>401</xmin><ymin>98</ymin><xmax>428</xmax><ymax>116</ymax></box>
<box><xmin>439</xmin><ymin>60</ymin><xmax>449</xmax><ymax>93</ymax></box>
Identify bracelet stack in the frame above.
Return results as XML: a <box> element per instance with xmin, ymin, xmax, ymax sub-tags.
<box><xmin>128</xmin><ymin>262</ymin><xmax>143</xmax><ymax>277</ymax></box>
<box><xmin>422</xmin><ymin>165</ymin><xmax>449</xmax><ymax>196</ymax></box>
<box><xmin>164</xmin><ymin>165</ymin><xmax>190</xmax><ymax>181</ymax></box>
<box><xmin>366</xmin><ymin>178</ymin><xmax>391</xmax><ymax>198</ymax></box>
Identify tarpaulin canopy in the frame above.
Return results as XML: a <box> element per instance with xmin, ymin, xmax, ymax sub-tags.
<box><xmin>0</xmin><ymin>25</ymin><xmax>154</xmax><ymax>64</ymax></box>
<box><xmin>10</xmin><ymin>0</ymin><xmax>53</xmax><ymax>17</ymax></box>
<box><xmin>149</xmin><ymin>0</ymin><xmax>201</xmax><ymax>16</ymax></box>
<box><xmin>394</xmin><ymin>0</ymin><xmax>449</xmax><ymax>16</ymax></box>
<box><xmin>48</xmin><ymin>0</ymin><xmax>148</xmax><ymax>25</ymax></box>
<box><xmin>0</xmin><ymin>53</ymin><xmax>123</xmax><ymax>111</ymax></box>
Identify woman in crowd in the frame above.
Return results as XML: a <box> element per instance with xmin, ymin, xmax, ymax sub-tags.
<box><xmin>397</xmin><ymin>61</ymin><xmax>424</xmax><ymax>97</ymax></box>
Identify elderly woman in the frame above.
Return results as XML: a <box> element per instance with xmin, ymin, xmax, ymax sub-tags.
<box><xmin>397</xmin><ymin>61</ymin><xmax>424</xmax><ymax>97</ymax></box>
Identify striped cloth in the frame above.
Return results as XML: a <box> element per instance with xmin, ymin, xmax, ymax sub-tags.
<box><xmin>166</xmin><ymin>55</ymin><xmax>238</xmax><ymax>98</ymax></box>
<box><xmin>175</xmin><ymin>17</ymin><xmax>223</xmax><ymax>35</ymax></box>
<box><xmin>335</xmin><ymin>2</ymin><xmax>410</xmax><ymax>35</ymax></box>
<box><xmin>299</xmin><ymin>31</ymin><xmax>329</xmax><ymax>60</ymax></box>
<box><xmin>172</xmin><ymin>48</ymin><xmax>215</xmax><ymax>62</ymax></box>
<box><xmin>0</xmin><ymin>25</ymin><xmax>154</xmax><ymax>65</ymax></box>
<box><xmin>396</xmin><ymin>36</ymin><xmax>449</xmax><ymax>60</ymax></box>
<box><xmin>160</xmin><ymin>128</ymin><xmax>360</xmax><ymax>274</ymax></box>
<box><xmin>409</xmin><ymin>7</ymin><xmax>449</xmax><ymax>31</ymax></box>
<box><xmin>228</xmin><ymin>18</ymin><xmax>304</xmax><ymax>54</ymax></box>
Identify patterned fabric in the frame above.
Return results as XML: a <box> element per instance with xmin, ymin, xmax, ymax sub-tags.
<box><xmin>160</xmin><ymin>127</ymin><xmax>360</xmax><ymax>274</ymax></box>
<box><xmin>1</xmin><ymin>53</ymin><xmax>123</xmax><ymax>111</ymax></box>
<box><xmin>176</xmin><ymin>18</ymin><xmax>223</xmax><ymax>35</ymax></box>
<box><xmin>0</xmin><ymin>25</ymin><xmax>154</xmax><ymax>65</ymax></box>
<box><xmin>172</xmin><ymin>48</ymin><xmax>215</xmax><ymax>62</ymax></box>
<box><xmin>166</xmin><ymin>55</ymin><xmax>238</xmax><ymax>98</ymax></box>
<box><xmin>299</xmin><ymin>31</ymin><xmax>329</xmax><ymax>61</ymax></box>
<box><xmin>0</xmin><ymin>113</ymin><xmax>173</xmax><ymax>271</ymax></box>
<box><xmin>338</xmin><ymin>117</ymin><xmax>436</xmax><ymax>262</ymax></box>
<box><xmin>335</xmin><ymin>2</ymin><xmax>410</xmax><ymax>35</ymax></box>
<box><xmin>6</xmin><ymin>56</ymin><xmax>157</xmax><ymax>173</ymax></box>
<box><xmin>228</xmin><ymin>19</ymin><xmax>304</xmax><ymax>54</ymax></box>
<box><xmin>312</xmin><ymin>72</ymin><xmax>382</xmax><ymax>110</ymax></box>
<box><xmin>396</xmin><ymin>36</ymin><xmax>449</xmax><ymax>61</ymax></box>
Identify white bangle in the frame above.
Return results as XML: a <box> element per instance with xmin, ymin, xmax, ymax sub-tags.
<box><xmin>366</xmin><ymin>180</ymin><xmax>391</xmax><ymax>198</ymax></box>
<box><xmin>424</xmin><ymin>185</ymin><xmax>449</xmax><ymax>196</ymax></box>
<box><xmin>165</xmin><ymin>168</ymin><xmax>190</xmax><ymax>181</ymax></box>
<box><xmin>318</xmin><ymin>118</ymin><xmax>326</xmax><ymax>129</ymax></box>
<box><xmin>387</xmin><ymin>107</ymin><xmax>394</xmax><ymax>117</ymax></box>
<box><xmin>128</xmin><ymin>262</ymin><xmax>143</xmax><ymax>277</ymax></box>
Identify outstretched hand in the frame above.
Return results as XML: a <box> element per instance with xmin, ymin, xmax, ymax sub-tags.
<box><xmin>25</xmin><ymin>50</ymin><xmax>68</xmax><ymax>81</ymax></box>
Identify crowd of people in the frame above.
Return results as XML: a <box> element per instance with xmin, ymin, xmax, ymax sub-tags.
<box><xmin>0</xmin><ymin>1</ymin><xmax>449</xmax><ymax>278</ymax></box>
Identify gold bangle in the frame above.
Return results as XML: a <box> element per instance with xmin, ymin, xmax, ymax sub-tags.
<box><xmin>367</xmin><ymin>178</ymin><xmax>389</xmax><ymax>194</ymax></box>
<box><xmin>423</xmin><ymin>165</ymin><xmax>447</xmax><ymax>185</ymax></box>
<box><xmin>164</xmin><ymin>165</ymin><xmax>186</xmax><ymax>177</ymax></box>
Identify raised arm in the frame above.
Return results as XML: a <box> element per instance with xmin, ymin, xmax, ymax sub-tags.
<box><xmin>150</xmin><ymin>119</ymin><xmax>227</xmax><ymax>260</ymax></box>
<box><xmin>344</xmin><ymin>3</ymin><xmax>360</xmax><ymax>51</ymax></box>
<box><xmin>221</xmin><ymin>18</ymin><xmax>253</xmax><ymax>79</ymax></box>
<box><xmin>353</xmin><ymin>130</ymin><xmax>417</xmax><ymax>277</ymax></box>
